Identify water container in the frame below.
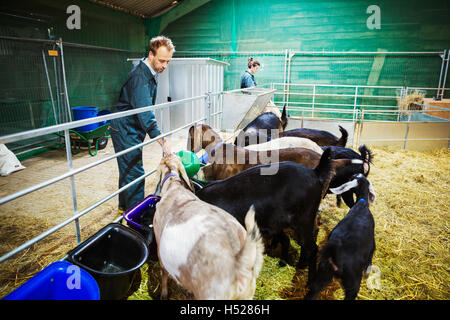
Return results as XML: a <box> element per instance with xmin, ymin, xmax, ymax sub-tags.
<box><xmin>3</xmin><ymin>261</ymin><xmax>100</xmax><ymax>300</ymax></box>
<box><xmin>97</xmin><ymin>109</ymin><xmax>112</xmax><ymax>126</ymax></box>
<box><xmin>177</xmin><ymin>150</ymin><xmax>205</xmax><ymax>178</ymax></box>
<box><xmin>72</xmin><ymin>106</ymin><xmax>99</xmax><ymax>132</ymax></box>
<box><xmin>65</xmin><ymin>223</ymin><xmax>149</xmax><ymax>300</ymax></box>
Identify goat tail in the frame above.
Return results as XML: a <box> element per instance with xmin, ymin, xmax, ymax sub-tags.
<box><xmin>358</xmin><ymin>145</ymin><xmax>374</xmax><ymax>176</ymax></box>
<box><xmin>281</xmin><ymin>104</ymin><xmax>288</xmax><ymax>130</ymax></box>
<box><xmin>320</xmin><ymin>241</ymin><xmax>341</xmax><ymax>275</ymax></box>
<box><xmin>359</xmin><ymin>145</ymin><xmax>374</xmax><ymax>164</ymax></box>
<box><xmin>337</xmin><ymin>125</ymin><xmax>348</xmax><ymax>147</ymax></box>
<box><xmin>314</xmin><ymin>147</ymin><xmax>333</xmax><ymax>186</ymax></box>
<box><xmin>235</xmin><ymin>205</ymin><xmax>265</xmax><ymax>299</ymax></box>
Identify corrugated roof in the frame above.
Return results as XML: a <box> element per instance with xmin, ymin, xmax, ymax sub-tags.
<box><xmin>89</xmin><ymin>0</ymin><xmax>181</xmax><ymax>18</ymax></box>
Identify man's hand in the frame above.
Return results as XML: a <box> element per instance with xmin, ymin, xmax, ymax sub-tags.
<box><xmin>157</xmin><ymin>137</ymin><xmax>171</xmax><ymax>156</ymax></box>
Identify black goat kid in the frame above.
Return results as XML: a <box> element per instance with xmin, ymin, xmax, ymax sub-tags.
<box><xmin>305</xmin><ymin>174</ymin><xmax>376</xmax><ymax>300</ymax></box>
<box><xmin>196</xmin><ymin>148</ymin><xmax>334</xmax><ymax>285</ymax></box>
<box><xmin>235</xmin><ymin>105</ymin><xmax>287</xmax><ymax>146</ymax></box>
<box><xmin>325</xmin><ymin>145</ymin><xmax>374</xmax><ymax>208</ymax></box>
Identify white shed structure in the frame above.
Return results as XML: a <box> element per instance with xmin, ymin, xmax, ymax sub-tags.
<box><xmin>129</xmin><ymin>57</ymin><xmax>228</xmax><ymax>132</ymax></box>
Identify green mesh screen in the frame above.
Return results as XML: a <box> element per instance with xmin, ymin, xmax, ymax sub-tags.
<box><xmin>174</xmin><ymin>51</ymin><xmax>445</xmax><ymax>122</ymax></box>
<box><xmin>0</xmin><ymin>0</ymin><xmax>147</xmax><ymax>153</ymax></box>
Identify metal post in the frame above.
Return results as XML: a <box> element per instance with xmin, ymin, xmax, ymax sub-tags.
<box><xmin>404</xmin><ymin>112</ymin><xmax>412</xmax><ymax>149</ymax></box>
<box><xmin>312</xmin><ymin>85</ymin><xmax>316</xmax><ymax>118</ymax></box>
<box><xmin>301</xmin><ymin>109</ymin><xmax>304</xmax><ymax>128</ymax></box>
<box><xmin>353</xmin><ymin>86</ymin><xmax>359</xmax><ymax>122</ymax></box>
<box><xmin>53</xmin><ymin>47</ymin><xmax>63</xmax><ymax>124</ymax></box>
<box><xmin>283</xmin><ymin>49</ymin><xmax>288</xmax><ymax>106</ymax></box>
<box><xmin>205</xmin><ymin>91</ymin><xmax>212</xmax><ymax>126</ymax></box>
<box><xmin>440</xmin><ymin>50</ymin><xmax>449</xmax><ymax>100</ymax></box>
<box><xmin>286</xmin><ymin>49</ymin><xmax>294</xmax><ymax>110</ymax></box>
<box><xmin>63</xmin><ymin>129</ymin><xmax>82</xmax><ymax>244</ymax></box>
<box><xmin>436</xmin><ymin>49</ymin><xmax>446</xmax><ymax>100</ymax></box>
<box><xmin>57</xmin><ymin>39</ymin><xmax>73</xmax><ymax>122</ymax></box>
<box><xmin>357</xmin><ymin>109</ymin><xmax>364</xmax><ymax>147</ymax></box>
<box><xmin>42</xmin><ymin>49</ymin><xmax>58</xmax><ymax>125</ymax></box>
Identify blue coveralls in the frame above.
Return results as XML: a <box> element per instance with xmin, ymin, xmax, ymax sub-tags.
<box><xmin>240</xmin><ymin>70</ymin><xmax>257</xmax><ymax>88</ymax></box>
<box><xmin>110</xmin><ymin>60</ymin><xmax>161</xmax><ymax>211</ymax></box>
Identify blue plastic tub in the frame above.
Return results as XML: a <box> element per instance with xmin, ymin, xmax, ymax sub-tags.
<box><xmin>3</xmin><ymin>261</ymin><xmax>100</xmax><ymax>300</ymax></box>
<box><xmin>96</xmin><ymin>109</ymin><xmax>112</xmax><ymax>126</ymax></box>
<box><xmin>72</xmin><ymin>106</ymin><xmax>99</xmax><ymax>132</ymax></box>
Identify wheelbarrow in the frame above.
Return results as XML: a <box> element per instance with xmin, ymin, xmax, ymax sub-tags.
<box><xmin>69</xmin><ymin>123</ymin><xmax>110</xmax><ymax>157</ymax></box>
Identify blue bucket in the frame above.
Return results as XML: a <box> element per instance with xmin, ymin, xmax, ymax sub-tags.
<box><xmin>72</xmin><ymin>106</ymin><xmax>99</xmax><ymax>132</ymax></box>
<box><xmin>97</xmin><ymin>110</ymin><xmax>112</xmax><ymax>126</ymax></box>
<box><xmin>3</xmin><ymin>261</ymin><xmax>100</xmax><ymax>300</ymax></box>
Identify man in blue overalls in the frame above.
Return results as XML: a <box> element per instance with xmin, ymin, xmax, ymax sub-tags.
<box><xmin>110</xmin><ymin>36</ymin><xmax>174</xmax><ymax>213</ymax></box>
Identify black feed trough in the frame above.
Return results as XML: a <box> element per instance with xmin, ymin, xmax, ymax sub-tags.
<box><xmin>66</xmin><ymin>223</ymin><xmax>148</xmax><ymax>300</ymax></box>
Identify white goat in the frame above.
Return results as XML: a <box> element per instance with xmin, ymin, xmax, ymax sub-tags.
<box><xmin>244</xmin><ymin>136</ymin><xmax>324</xmax><ymax>154</ymax></box>
<box><xmin>153</xmin><ymin>153</ymin><xmax>264</xmax><ymax>300</ymax></box>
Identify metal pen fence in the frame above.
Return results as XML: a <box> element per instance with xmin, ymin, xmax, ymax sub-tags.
<box><xmin>268</xmin><ymin>82</ymin><xmax>450</xmax><ymax>122</ymax></box>
<box><xmin>1</xmin><ymin>43</ymin><xmax>449</xmax><ymax>268</ymax></box>
<box><xmin>175</xmin><ymin>49</ymin><xmax>449</xmax><ymax>100</ymax></box>
<box><xmin>0</xmin><ymin>91</ymin><xmax>224</xmax><ymax>264</ymax></box>
<box><xmin>0</xmin><ymin>35</ymin><xmax>143</xmax><ymax>156</ymax></box>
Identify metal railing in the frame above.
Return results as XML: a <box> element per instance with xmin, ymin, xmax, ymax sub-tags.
<box><xmin>268</xmin><ymin>82</ymin><xmax>450</xmax><ymax>122</ymax></box>
<box><xmin>0</xmin><ymin>91</ymin><xmax>226</xmax><ymax>264</ymax></box>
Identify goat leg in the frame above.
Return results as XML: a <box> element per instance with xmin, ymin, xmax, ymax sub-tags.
<box><xmin>278</xmin><ymin>232</ymin><xmax>291</xmax><ymax>267</ymax></box>
<box><xmin>160</xmin><ymin>267</ymin><xmax>169</xmax><ymax>300</ymax></box>
<box><xmin>342</xmin><ymin>273</ymin><xmax>362</xmax><ymax>300</ymax></box>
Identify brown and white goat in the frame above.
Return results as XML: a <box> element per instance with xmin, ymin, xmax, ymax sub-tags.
<box><xmin>152</xmin><ymin>154</ymin><xmax>264</xmax><ymax>300</ymax></box>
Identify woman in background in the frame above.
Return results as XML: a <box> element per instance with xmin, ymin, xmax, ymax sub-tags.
<box><xmin>241</xmin><ymin>57</ymin><xmax>260</xmax><ymax>88</ymax></box>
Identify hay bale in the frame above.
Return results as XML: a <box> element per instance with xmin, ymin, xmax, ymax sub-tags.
<box><xmin>398</xmin><ymin>90</ymin><xmax>425</xmax><ymax>112</ymax></box>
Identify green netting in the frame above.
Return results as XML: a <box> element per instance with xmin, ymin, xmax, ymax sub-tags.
<box><xmin>0</xmin><ymin>40</ymin><xmax>61</xmax><ymax>136</ymax></box>
<box><xmin>0</xmin><ymin>0</ymin><xmax>147</xmax><ymax>152</ymax></box>
<box><xmin>173</xmin><ymin>51</ymin><xmax>445</xmax><ymax>122</ymax></box>
<box><xmin>62</xmin><ymin>45</ymin><xmax>142</xmax><ymax>112</ymax></box>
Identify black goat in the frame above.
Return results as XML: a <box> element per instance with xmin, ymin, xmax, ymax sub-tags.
<box><xmin>304</xmin><ymin>174</ymin><xmax>376</xmax><ymax>300</ymax></box>
<box><xmin>325</xmin><ymin>145</ymin><xmax>374</xmax><ymax>208</ymax></box>
<box><xmin>235</xmin><ymin>105</ymin><xmax>287</xmax><ymax>146</ymax></box>
<box><xmin>196</xmin><ymin>148</ymin><xmax>334</xmax><ymax>284</ymax></box>
<box><xmin>280</xmin><ymin>125</ymin><xmax>348</xmax><ymax>147</ymax></box>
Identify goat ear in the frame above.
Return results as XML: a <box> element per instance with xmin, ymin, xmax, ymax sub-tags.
<box><xmin>368</xmin><ymin>181</ymin><xmax>376</xmax><ymax>203</ymax></box>
<box><xmin>177</xmin><ymin>159</ymin><xmax>194</xmax><ymax>192</ymax></box>
<box><xmin>187</xmin><ymin>126</ymin><xmax>194</xmax><ymax>151</ymax></box>
<box><xmin>155</xmin><ymin>160</ymin><xmax>165</xmax><ymax>194</ymax></box>
<box><xmin>329</xmin><ymin>179</ymin><xmax>358</xmax><ymax>195</ymax></box>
